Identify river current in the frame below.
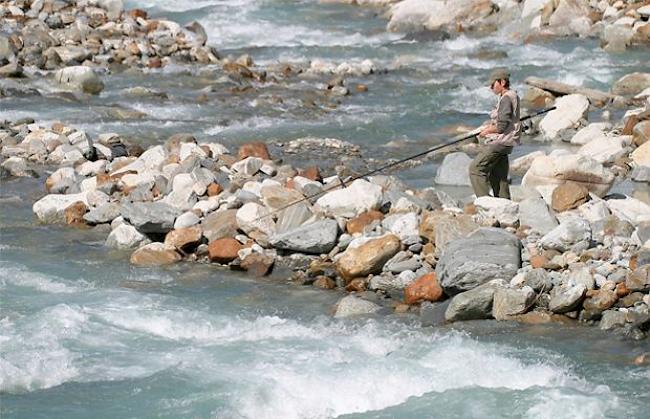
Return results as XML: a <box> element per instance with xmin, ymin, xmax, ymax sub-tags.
<box><xmin>2</xmin><ymin>1</ymin><xmax>650</xmax><ymax>418</ymax></box>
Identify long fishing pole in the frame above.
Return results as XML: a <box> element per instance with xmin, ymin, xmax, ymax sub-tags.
<box><xmin>255</xmin><ymin>106</ymin><xmax>557</xmax><ymax>221</ymax></box>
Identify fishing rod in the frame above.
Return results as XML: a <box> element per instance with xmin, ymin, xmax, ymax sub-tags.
<box><xmin>254</xmin><ymin>106</ymin><xmax>557</xmax><ymax>221</ymax></box>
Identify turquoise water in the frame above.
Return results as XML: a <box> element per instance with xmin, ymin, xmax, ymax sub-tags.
<box><xmin>2</xmin><ymin>1</ymin><xmax>650</xmax><ymax>418</ymax></box>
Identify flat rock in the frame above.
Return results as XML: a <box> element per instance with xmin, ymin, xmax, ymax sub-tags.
<box><xmin>270</xmin><ymin>219</ymin><xmax>338</xmax><ymax>254</ymax></box>
<box><xmin>130</xmin><ymin>242</ymin><xmax>181</xmax><ymax>266</ymax></box>
<box><xmin>518</xmin><ymin>197</ymin><xmax>558</xmax><ymax>234</ymax></box>
<box><xmin>105</xmin><ymin>223</ymin><xmax>150</xmax><ymax>249</ymax></box>
<box><xmin>445</xmin><ymin>280</ymin><xmax>505</xmax><ymax>322</ymax></box>
<box><xmin>612</xmin><ymin>72</ymin><xmax>650</xmax><ymax>96</ymax></box>
<box><xmin>201</xmin><ymin>209</ymin><xmax>239</xmax><ymax>242</ymax></box>
<box><xmin>540</xmin><ymin>216</ymin><xmax>591</xmax><ymax>252</ymax></box>
<box><xmin>549</xmin><ymin>282</ymin><xmax>586</xmax><ymax>313</ymax></box>
<box><xmin>436</xmin><ymin>228</ymin><xmax>521</xmax><ymax>296</ymax></box>
<box><xmin>578</xmin><ymin>135</ymin><xmax>629</xmax><ymax>164</ymax></box>
<box><xmin>121</xmin><ymin>202</ymin><xmax>181</xmax><ymax>234</ymax></box>
<box><xmin>539</xmin><ymin>94</ymin><xmax>589</xmax><ymax>140</ymax></box>
<box><xmin>492</xmin><ymin>286</ymin><xmax>536</xmax><ymax>320</ymax></box>
<box><xmin>316</xmin><ymin>179</ymin><xmax>383</xmax><ymax>218</ymax></box>
<box><xmin>336</xmin><ymin>234</ymin><xmax>401</xmax><ymax>282</ymax></box>
<box><xmin>334</xmin><ymin>295</ymin><xmax>381</xmax><ymax>318</ymax></box>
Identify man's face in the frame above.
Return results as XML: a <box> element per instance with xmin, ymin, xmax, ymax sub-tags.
<box><xmin>490</xmin><ymin>80</ymin><xmax>503</xmax><ymax>94</ymax></box>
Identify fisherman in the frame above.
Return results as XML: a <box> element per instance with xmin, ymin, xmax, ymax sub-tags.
<box><xmin>469</xmin><ymin>69</ymin><xmax>521</xmax><ymax>200</ymax></box>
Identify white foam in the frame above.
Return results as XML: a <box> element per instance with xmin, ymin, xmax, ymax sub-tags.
<box><xmin>0</xmin><ymin>263</ymin><xmax>90</xmax><ymax>294</ymax></box>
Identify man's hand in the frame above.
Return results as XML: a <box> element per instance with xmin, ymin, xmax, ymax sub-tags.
<box><xmin>479</xmin><ymin>123</ymin><xmax>497</xmax><ymax>138</ymax></box>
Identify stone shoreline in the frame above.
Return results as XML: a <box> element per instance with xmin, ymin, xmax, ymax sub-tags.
<box><xmin>1</xmin><ymin>67</ymin><xmax>649</xmax><ymax>343</ymax></box>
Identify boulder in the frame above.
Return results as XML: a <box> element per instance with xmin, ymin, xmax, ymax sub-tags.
<box><xmin>551</xmin><ymin>181</ymin><xmax>589</xmax><ymax>212</ymax></box>
<box><xmin>569</xmin><ymin>123</ymin><xmax>612</xmax><ymax>146</ymax></box>
<box><xmin>523</xmin><ymin>269</ymin><xmax>552</xmax><ymax>293</ymax></box>
<box><xmin>83</xmin><ymin>203</ymin><xmax>120</xmax><ymax>225</ymax></box>
<box><xmin>336</xmin><ymin>234</ymin><xmax>401</xmax><ymax>282</ymax></box>
<box><xmin>334</xmin><ymin>295</ymin><xmax>381</xmax><ymax>318</ymax></box>
<box><xmin>236</xmin><ymin>202</ymin><xmax>276</xmax><ymax>236</ymax></box>
<box><xmin>611</xmin><ymin>72</ymin><xmax>650</xmax><ymax>96</ymax></box>
<box><xmin>238</xmin><ymin>142</ymin><xmax>270</xmax><ymax>160</ymax></box>
<box><xmin>626</xmin><ymin>266</ymin><xmax>650</xmax><ymax>292</ymax></box>
<box><xmin>201</xmin><ymin>209</ymin><xmax>239</xmax><ymax>242</ymax></box>
<box><xmin>276</xmin><ymin>203</ymin><xmax>313</xmax><ymax>233</ymax></box>
<box><xmin>632</xmin><ymin>121</ymin><xmax>650</xmax><ymax>146</ymax></box>
<box><xmin>240</xmin><ymin>251</ymin><xmax>275</xmax><ymax>276</ymax></box>
<box><xmin>54</xmin><ymin>66</ymin><xmax>104</xmax><ymax>94</ymax></box>
<box><xmin>492</xmin><ymin>286</ymin><xmax>536</xmax><ymax>320</ymax></box>
<box><xmin>105</xmin><ymin>223</ymin><xmax>149</xmax><ymax>249</ymax></box>
<box><xmin>33</xmin><ymin>192</ymin><xmax>88</xmax><ymax>223</ymax></box>
<box><xmin>387</xmin><ymin>0</ymin><xmax>496</xmax><ymax>33</ymax></box>
<box><xmin>474</xmin><ymin>196</ymin><xmax>519</xmax><ymax>227</ymax></box>
<box><xmin>583</xmin><ymin>290</ymin><xmax>618</xmax><ymax>314</ymax></box>
<box><xmin>577</xmin><ymin>135</ymin><xmax>629</xmax><ymax>164</ymax></box>
<box><xmin>130</xmin><ymin>243</ymin><xmax>181</xmax><ymax>266</ymax></box>
<box><xmin>381</xmin><ymin>212</ymin><xmax>419</xmax><ymax>241</ymax></box>
<box><xmin>434</xmin><ymin>152</ymin><xmax>472</xmax><ymax>186</ymax></box>
<box><xmin>270</xmin><ymin>219</ymin><xmax>338</xmax><ymax>254</ymax></box>
<box><xmin>0</xmin><ymin>157</ymin><xmax>38</xmax><ymax>178</ymax></box>
<box><xmin>521</xmin><ymin>153</ymin><xmax>615</xmax><ymax>197</ymax></box>
<box><xmin>631</xmin><ymin>141</ymin><xmax>650</xmax><ymax>168</ymax></box>
<box><xmin>404</xmin><ymin>273</ymin><xmax>444</xmax><ymax>305</ymax></box>
<box><xmin>445</xmin><ymin>280</ymin><xmax>505</xmax><ymax>322</ymax></box>
<box><xmin>436</xmin><ymin>228</ymin><xmax>521</xmax><ymax>296</ymax></box>
<box><xmin>315</xmin><ymin>179</ymin><xmax>383</xmax><ymax>218</ymax></box>
<box><xmin>510</xmin><ymin>150</ymin><xmax>545</xmax><ymax>175</ymax></box>
<box><xmin>120</xmin><ymin>202</ymin><xmax>181</xmax><ymax>234</ymax></box>
<box><xmin>231</xmin><ymin>157</ymin><xmax>263</xmax><ymax>176</ymax></box>
<box><xmin>208</xmin><ymin>237</ymin><xmax>242</xmax><ymax>264</ymax></box>
<box><xmin>518</xmin><ymin>197</ymin><xmax>558</xmax><ymax>234</ymax></box>
<box><xmin>599</xmin><ymin>310</ymin><xmax>626</xmax><ymax>330</ymax></box>
<box><xmin>164</xmin><ymin>226</ymin><xmax>202</xmax><ymax>252</ymax></box>
<box><xmin>548</xmin><ymin>282</ymin><xmax>586</xmax><ymax>313</ymax></box>
<box><xmin>548</xmin><ymin>0</ymin><xmax>590</xmax><ymax>28</ymax></box>
<box><xmin>540</xmin><ymin>216</ymin><xmax>591</xmax><ymax>252</ymax></box>
<box><xmin>261</xmin><ymin>185</ymin><xmax>304</xmax><ymax>211</ymax></box>
<box><xmin>606</xmin><ymin>197</ymin><xmax>650</xmax><ymax>225</ymax></box>
<box><xmin>539</xmin><ymin>94</ymin><xmax>589</xmax><ymax>140</ymax></box>
<box><xmin>419</xmin><ymin>211</ymin><xmax>479</xmax><ymax>251</ymax></box>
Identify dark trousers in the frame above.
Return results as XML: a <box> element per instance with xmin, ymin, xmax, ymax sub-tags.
<box><xmin>469</xmin><ymin>145</ymin><xmax>512</xmax><ymax>199</ymax></box>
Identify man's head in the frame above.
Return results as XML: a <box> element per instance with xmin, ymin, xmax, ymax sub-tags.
<box><xmin>488</xmin><ymin>69</ymin><xmax>510</xmax><ymax>94</ymax></box>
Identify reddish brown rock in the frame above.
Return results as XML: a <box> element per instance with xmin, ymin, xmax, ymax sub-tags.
<box><xmin>583</xmin><ymin>290</ymin><xmax>618</xmax><ymax>313</ymax></box>
<box><xmin>208</xmin><ymin>238</ymin><xmax>242</xmax><ymax>264</ymax></box>
<box><xmin>298</xmin><ymin>166</ymin><xmax>322</xmax><ymax>182</ymax></box>
<box><xmin>336</xmin><ymin>234</ymin><xmax>401</xmax><ymax>282</ymax></box>
<box><xmin>147</xmin><ymin>57</ymin><xmax>162</xmax><ymax>69</ymax></box>
<box><xmin>164</xmin><ymin>227</ymin><xmax>202</xmax><ymax>252</ymax></box>
<box><xmin>346</xmin><ymin>210</ymin><xmax>384</xmax><ymax>234</ymax></box>
<box><xmin>463</xmin><ymin>203</ymin><xmax>477</xmax><ymax>215</ymax></box>
<box><xmin>238</xmin><ymin>142</ymin><xmax>270</xmax><ymax>160</ymax></box>
<box><xmin>51</xmin><ymin>122</ymin><xmax>65</xmax><ymax>133</ymax></box>
<box><xmin>130</xmin><ymin>243</ymin><xmax>181</xmax><ymax>266</ymax></box>
<box><xmin>127</xmin><ymin>9</ymin><xmax>148</xmax><ymax>19</ymax></box>
<box><xmin>240</xmin><ymin>252</ymin><xmax>274</xmax><ymax>276</ymax></box>
<box><xmin>207</xmin><ymin>182</ymin><xmax>223</xmax><ymax>197</ymax></box>
<box><xmin>551</xmin><ymin>181</ymin><xmax>590</xmax><ymax>212</ymax></box>
<box><xmin>404</xmin><ymin>273</ymin><xmax>444</xmax><ymax>305</ymax></box>
<box><xmin>345</xmin><ymin>278</ymin><xmax>367</xmax><ymax>292</ymax></box>
<box><xmin>313</xmin><ymin>276</ymin><xmax>336</xmax><ymax>289</ymax></box>
<box><xmin>64</xmin><ymin>201</ymin><xmax>88</xmax><ymax>225</ymax></box>
<box><xmin>530</xmin><ymin>255</ymin><xmax>548</xmax><ymax>269</ymax></box>
<box><xmin>634</xmin><ymin>353</ymin><xmax>650</xmax><ymax>366</ymax></box>
<box><xmin>615</xmin><ymin>281</ymin><xmax>630</xmax><ymax>298</ymax></box>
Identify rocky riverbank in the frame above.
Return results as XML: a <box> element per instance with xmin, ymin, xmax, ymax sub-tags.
<box><xmin>331</xmin><ymin>0</ymin><xmax>650</xmax><ymax>53</ymax></box>
<box><xmin>2</xmin><ymin>68</ymin><xmax>649</xmax><ymax>342</ymax></box>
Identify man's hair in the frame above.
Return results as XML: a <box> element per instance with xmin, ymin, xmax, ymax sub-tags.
<box><xmin>500</xmin><ymin>78</ymin><xmax>510</xmax><ymax>88</ymax></box>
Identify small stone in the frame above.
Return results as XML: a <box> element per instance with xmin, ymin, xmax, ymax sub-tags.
<box><xmin>404</xmin><ymin>273</ymin><xmax>444</xmax><ymax>305</ymax></box>
<box><xmin>105</xmin><ymin>224</ymin><xmax>150</xmax><ymax>249</ymax></box>
<box><xmin>207</xmin><ymin>182</ymin><xmax>223</xmax><ymax>196</ymax></box>
<box><xmin>346</xmin><ymin>210</ymin><xmax>384</xmax><ymax>234</ymax></box>
<box><xmin>238</xmin><ymin>142</ymin><xmax>270</xmax><ymax>160</ymax></box>
<box><xmin>551</xmin><ymin>182</ymin><xmax>590</xmax><ymax>212</ymax></box>
<box><xmin>334</xmin><ymin>295</ymin><xmax>381</xmax><ymax>318</ymax></box>
<box><xmin>164</xmin><ymin>226</ymin><xmax>202</xmax><ymax>252</ymax></box>
<box><xmin>336</xmin><ymin>234</ymin><xmax>401</xmax><ymax>282</ymax></box>
<box><xmin>240</xmin><ymin>252</ymin><xmax>275</xmax><ymax>276</ymax></box>
<box><xmin>208</xmin><ymin>238</ymin><xmax>242</xmax><ymax>264</ymax></box>
<box><xmin>492</xmin><ymin>286</ymin><xmax>536</xmax><ymax>320</ymax></box>
<box><xmin>313</xmin><ymin>276</ymin><xmax>336</xmax><ymax>289</ymax></box>
<box><xmin>130</xmin><ymin>243</ymin><xmax>181</xmax><ymax>266</ymax></box>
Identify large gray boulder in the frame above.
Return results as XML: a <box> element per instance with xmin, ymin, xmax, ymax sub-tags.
<box><xmin>120</xmin><ymin>202</ymin><xmax>181</xmax><ymax>234</ymax></box>
<box><xmin>54</xmin><ymin>66</ymin><xmax>104</xmax><ymax>94</ymax></box>
<box><xmin>434</xmin><ymin>152</ymin><xmax>472</xmax><ymax>186</ymax></box>
<box><xmin>436</xmin><ymin>228</ymin><xmax>521</xmax><ymax>296</ymax></box>
<box><xmin>270</xmin><ymin>219</ymin><xmax>338</xmax><ymax>254</ymax></box>
<box><xmin>83</xmin><ymin>203</ymin><xmax>121</xmax><ymax>225</ymax></box>
<box><xmin>492</xmin><ymin>286</ymin><xmax>536</xmax><ymax>320</ymax></box>
<box><xmin>445</xmin><ymin>280</ymin><xmax>506</xmax><ymax>322</ymax></box>
<box><xmin>549</xmin><ymin>282</ymin><xmax>587</xmax><ymax>313</ymax></box>
<box><xmin>334</xmin><ymin>295</ymin><xmax>382</xmax><ymax>318</ymax></box>
<box><xmin>519</xmin><ymin>197</ymin><xmax>558</xmax><ymax>234</ymax></box>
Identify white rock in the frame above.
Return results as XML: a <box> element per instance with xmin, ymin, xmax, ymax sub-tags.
<box><xmin>540</xmin><ymin>216</ymin><xmax>591</xmax><ymax>252</ymax></box>
<box><xmin>193</xmin><ymin>196</ymin><xmax>221</xmax><ymax>215</ymax></box>
<box><xmin>539</xmin><ymin>94</ymin><xmax>590</xmax><ymax>140</ymax></box>
<box><xmin>474</xmin><ymin>196</ymin><xmax>519</xmax><ymax>227</ymax></box>
<box><xmin>76</xmin><ymin>160</ymin><xmax>107</xmax><ymax>176</ymax></box>
<box><xmin>164</xmin><ymin>173</ymin><xmax>197</xmax><ymax>210</ymax></box>
<box><xmin>510</xmin><ymin>150</ymin><xmax>545</xmax><ymax>174</ymax></box>
<box><xmin>80</xmin><ymin>176</ymin><xmax>97</xmax><ymax>192</ymax></box>
<box><xmin>434</xmin><ymin>152</ymin><xmax>472</xmax><ymax>186</ymax></box>
<box><xmin>606</xmin><ymin>197</ymin><xmax>650</xmax><ymax>225</ymax></box>
<box><xmin>200</xmin><ymin>142</ymin><xmax>229</xmax><ymax>157</ymax></box>
<box><xmin>236</xmin><ymin>202</ymin><xmax>276</xmax><ymax>236</ymax></box>
<box><xmin>54</xmin><ymin>66</ymin><xmax>104</xmax><ymax>94</ymax></box>
<box><xmin>521</xmin><ymin>0</ymin><xmax>553</xmax><ymax>18</ymax></box>
<box><xmin>569</xmin><ymin>122</ymin><xmax>612</xmax><ymax>145</ymax></box>
<box><xmin>631</xmin><ymin>141</ymin><xmax>650</xmax><ymax>168</ymax></box>
<box><xmin>578</xmin><ymin>200</ymin><xmax>611</xmax><ymax>224</ymax></box>
<box><xmin>174</xmin><ymin>211</ymin><xmax>201</xmax><ymax>229</ymax></box>
<box><xmin>382</xmin><ymin>212</ymin><xmax>419</xmax><ymax>241</ymax></box>
<box><xmin>577</xmin><ymin>135</ymin><xmax>630</xmax><ymax>164</ymax></box>
<box><xmin>315</xmin><ymin>179</ymin><xmax>383</xmax><ymax>218</ymax></box>
<box><xmin>179</xmin><ymin>142</ymin><xmax>207</xmax><ymax>161</ymax></box>
<box><xmin>231</xmin><ymin>157</ymin><xmax>263</xmax><ymax>176</ymax></box>
<box><xmin>105</xmin><ymin>223</ymin><xmax>150</xmax><ymax>249</ymax></box>
<box><xmin>33</xmin><ymin>192</ymin><xmax>88</xmax><ymax>223</ymax></box>
<box><xmin>522</xmin><ymin>153</ymin><xmax>615</xmax><ymax>197</ymax></box>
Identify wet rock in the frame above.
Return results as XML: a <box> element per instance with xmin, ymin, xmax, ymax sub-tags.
<box><xmin>583</xmin><ymin>289</ymin><xmax>618</xmax><ymax>314</ymax></box>
<box><xmin>346</xmin><ymin>210</ymin><xmax>384</xmax><ymax>234</ymax></box>
<box><xmin>519</xmin><ymin>197</ymin><xmax>558</xmax><ymax>234</ymax></box>
<box><xmin>54</xmin><ymin>66</ymin><xmax>104</xmax><ymax>94</ymax></box>
<box><xmin>549</xmin><ymin>282</ymin><xmax>587</xmax><ymax>313</ymax></box>
<box><xmin>1</xmin><ymin>156</ymin><xmax>38</xmax><ymax>178</ymax></box>
<box><xmin>130</xmin><ymin>242</ymin><xmax>181</xmax><ymax>266</ymax></box>
<box><xmin>105</xmin><ymin>223</ymin><xmax>150</xmax><ymax>249</ymax></box>
<box><xmin>474</xmin><ymin>196</ymin><xmax>519</xmax><ymax>227</ymax></box>
<box><xmin>540</xmin><ymin>216</ymin><xmax>591</xmax><ymax>252</ymax></box>
<box><xmin>83</xmin><ymin>202</ymin><xmax>120</xmax><ymax>225</ymax></box>
<box><xmin>334</xmin><ymin>295</ymin><xmax>381</xmax><ymax>318</ymax></box>
<box><xmin>539</xmin><ymin>94</ymin><xmax>589</xmax><ymax>140</ymax></box>
<box><xmin>270</xmin><ymin>219</ymin><xmax>338</xmax><ymax>254</ymax></box>
<box><xmin>316</xmin><ymin>179</ymin><xmax>383</xmax><ymax>218</ymax></box>
<box><xmin>492</xmin><ymin>286</ymin><xmax>535</xmax><ymax>321</ymax></box>
<box><xmin>33</xmin><ymin>192</ymin><xmax>89</xmax><ymax>223</ymax></box>
<box><xmin>445</xmin><ymin>280</ymin><xmax>505</xmax><ymax>322</ymax></box>
<box><xmin>551</xmin><ymin>181</ymin><xmax>589</xmax><ymax>212</ymax></box>
<box><xmin>240</xmin><ymin>251</ymin><xmax>275</xmax><ymax>276</ymax></box>
<box><xmin>522</xmin><ymin>153</ymin><xmax>614</xmax><ymax>197</ymax></box>
<box><xmin>404</xmin><ymin>273</ymin><xmax>444</xmax><ymax>305</ymax></box>
<box><xmin>612</xmin><ymin>72</ymin><xmax>650</xmax><ymax>96</ymax></box>
<box><xmin>121</xmin><ymin>201</ymin><xmax>180</xmax><ymax>234</ymax></box>
<box><xmin>434</xmin><ymin>152</ymin><xmax>472</xmax><ymax>186</ymax></box>
<box><xmin>523</xmin><ymin>268</ymin><xmax>552</xmax><ymax>293</ymax></box>
<box><xmin>599</xmin><ymin>309</ymin><xmax>626</xmax><ymax>330</ymax></box>
<box><xmin>437</xmin><ymin>228</ymin><xmax>521</xmax><ymax>296</ymax></box>
<box><xmin>201</xmin><ymin>209</ymin><xmax>239</xmax><ymax>242</ymax></box>
<box><xmin>336</xmin><ymin>234</ymin><xmax>401</xmax><ymax>282</ymax></box>
<box><xmin>164</xmin><ymin>226</ymin><xmax>202</xmax><ymax>252</ymax></box>
<box><xmin>208</xmin><ymin>237</ymin><xmax>242</xmax><ymax>264</ymax></box>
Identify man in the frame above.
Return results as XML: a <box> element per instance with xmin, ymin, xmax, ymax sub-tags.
<box><xmin>469</xmin><ymin>69</ymin><xmax>521</xmax><ymax>200</ymax></box>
